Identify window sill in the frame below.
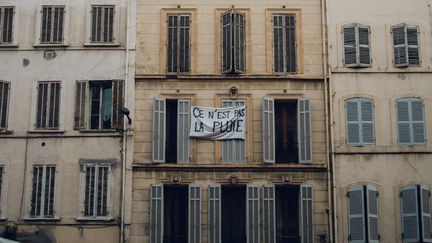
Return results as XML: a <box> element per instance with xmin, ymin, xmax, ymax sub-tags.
<box><xmin>22</xmin><ymin>216</ymin><xmax>60</xmax><ymax>221</ymax></box>
<box><xmin>33</xmin><ymin>44</ymin><xmax>69</xmax><ymax>48</ymax></box>
<box><xmin>78</xmin><ymin>129</ymin><xmax>118</xmax><ymax>133</ymax></box>
<box><xmin>76</xmin><ymin>216</ymin><xmax>114</xmax><ymax>222</ymax></box>
<box><xmin>27</xmin><ymin>130</ymin><xmax>65</xmax><ymax>134</ymax></box>
<box><xmin>83</xmin><ymin>43</ymin><xmax>120</xmax><ymax>47</ymax></box>
<box><xmin>0</xmin><ymin>44</ymin><xmax>18</xmax><ymax>48</ymax></box>
<box><xmin>0</xmin><ymin>130</ymin><xmax>14</xmax><ymax>135</ymax></box>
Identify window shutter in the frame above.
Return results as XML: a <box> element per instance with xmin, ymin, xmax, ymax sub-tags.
<box><xmin>407</xmin><ymin>27</ymin><xmax>419</xmax><ymax>65</ymax></box>
<box><xmin>208</xmin><ymin>185</ymin><xmax>221</xmax><ymax>243</ymax></box>
<box><xmin>167</xmin><ymin>15</ymin><xmax>178</xmax><ymax>73</ymax></box>
<box><xmin>285</xmin><ymin>15</ymin><xmax>297</xmax><ymax>73</ymax></box>
<box><xmin>411</xmin><ymin>100</ymin><xmax>425</xmax><ymax>144</ymax></box>
<box><xmin>0</xmin><ymin>81</ymin><xmax>10</xmax><ymax>129</ymax></box>
<box><xmin>41</xmin><ymin>6</ymin><xmax>52</xmax><ymax>43</ymax></box>
<box><xmin>401</xmin><ymin>185</ymin><xmax>420</xmax><ymax>242</ymax></box>
<box><xmin>189</xmin><ymin>185</ymin><xmax>201</xmax><ymax>243</ymax></box>
<box><xmin>348</xmin><ymin>185</ymin><xmax>365</xmax><ymax>242</ymax></box>
<box><xmin>1</xmin><ymin>7</ymin><xmax>14</xmax><ymax>43</ymax></box>
<box><xmin>272</xmin><ymin>15</ymin><xmax>283</xmax><ymax>73</ymax></box>
<box><xmin>233</xmin><ymin>12</ymin><xmax>245</xmax><ymax>73</ymax></box>
<box><xmin>74</xmin><ymin>81</ymin><xmax>87</xmax><ymax>129</ymax></box>
<box><xmin>344</xmin><ymin>27</ymin><xmax>357</xmax><ymax>65</ymax></box>
<box><xmin>366</xmin><ymin>185</ymin><xmax>379</xmax><ymax>243</ymax></box>
<box><xmin>358</xmin><ymin>27</ymin><xmax>371</xmax><ymax>65</ymax></box>
<box><xmin>222</xmin><ymin>100</ymin><xmax>246</xmax><ymax>163</ymax></box>
<box><xmin>397</xmin><ymin>99</ymin><xmax>412</xmax><ymax>145</ymax></box>
<box><xmin>263</xmin><ymin>98</ymin><xmax>275</xmax><ymax>163</ymax></box>
<box><xmin>52</xmin><ymin>7</ymin><xmax>64</xmax><ymax>43</ymax></box>
<box><xmin>152</xmin><ymin>98</ymin><xmax>166</xmax><ymax>163</ymax></box>
<box><xmin>179</xmin><ymin>15</ymin><xmax>191</xmax><ymax>73</ymax></box>
<box><xmin>393</xmin><ymin>27</ymin><xmax>408</xmax><ymax>66</ymax></box>
<box><xmin>301</xmin><ymin>185</ymin><xmax>313</xmax><ymax>243</ymax></box>
<box><xmin>420</xmin><ymin>186</ymin><xmax>432</xmax><ymax>242</ymax></box>
<box><xmin>298</xmin><ymin>99</ymin><xmax>312</xmax><ymax>163</ymax></box>
<box><xmin>150</xmin><ymin>184</ymin><xmax>163</xmax><ymax>243</ymax></box>
<box><xmin>361</xmin><ymin>99</ymin><xmax>375</xmax><ymax>144</ymax></box>
<box><xmin>221</xmin><ymin>11</ymin><xmax>233</xmax><ymax>73</ymax></box>
<box><xmin>48</xmin><ymin>82</ymin><xmax>61</xmax><ymax>128</ymax></box>
<box><xmin>177</xmin><ymin>99</ymin><xmax>190</xmax><ymax>163</ymax></box>
<box><xmin>111</xmin><ymin>80</ymin><xmax>124</xmax><ymax>129</ymax></box>
<box><xmin>262</xmin><ymin>185</ymin><xmax>276</xmax><ymax>243</ymax></box>
<box><xmin>246</xmin><ymin>185</ymin><xmax>259</xmax><ymax>243</ymax></box>
<box><xmin>346</xmin><ymin>100</ymin><xmax>360</xmax><ymax>145</ymax></box>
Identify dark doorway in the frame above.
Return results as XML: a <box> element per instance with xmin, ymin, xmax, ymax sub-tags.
<box><xmin>276</xmin><ymin>185</ymin><xmax>300</xmax><ymax>243</ymax></box>
<box><xmin>165</xmin><ymin>100</ymin><xmax>178</xmax><ymax>163</ymax></box>
<box><xmin>275</xmin><ymin>100</ymin><xmax>298</xmax><ymax>163</ymax></box>
<box><xmin>222</xmin><ymin>186</ymin><xmax>246</xmax><ymax>243</ymax></box>
<box><xmin>163</xmin><ymin>185</ymin><xmax>188</xmax><ymax>243</ymax></box>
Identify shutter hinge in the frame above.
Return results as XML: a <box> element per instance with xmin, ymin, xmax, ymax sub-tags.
<box><xmin>346</xmin><ymin>192</ymin><xmax>350</xmax><ymax>197</ymax></box>
<box><xmin>400</xmin><ymin>192</ymin><xmax>403</xmax><ymax>197</ymax></box>
<box><xmin>376</xmin><ymin>191</ymin><xmax>379</xmax><ymax>197</ymax></box>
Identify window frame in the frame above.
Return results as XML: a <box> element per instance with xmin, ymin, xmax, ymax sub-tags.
<box><xmin>82</xmin><ymin>163</ymin><xmax>111</xmax><ymax>218</ymax></box>
<box><xmin>342</xmin><ymin>23</ymin><xmax>372</xmax><ymax>68</ymax></box>
<box><xmin>391</xmin><ymin>24</ymin><xmax>421</xmax><ymax>67</ymax></box>
<box><xmin>84</xmin><ymin>3</ymin><xmax>119</xmax><ymax>46</ymax></box>
<box><xmin>0</xmin><ymin>6</ymin><xmax>16</xmax><ymax>46</ymax></box>
<box><xmin>28</xmin><ymin>164</ymin><xmax>58</xmax><ymax>219</ymax></box>
<box><xmin>34</xmin><ymin>5</ymin><xmax>69</xmax><ymax>47</ymax></box>
<box><xmin>166</xmin><ymin>14</ymin><xmax>191</xmax><ymax>74</ymax></box>
<box><xmin>344</xmin><ymin>97</ymin><xmax>375</xmax><ymax>146</ymax></box>
<box><xmin>0</xmin><ymin>81</ymin><xmax>10</xmax><ymax>131</ymax></box>
<box><xmin>271</xmin><ymin>13</ymin><xmax>298</xmax><ymax>74</ymax></box>
<box><xmin>35</xmin><ymin>81</ymin><xmax>61</xmax><ymax>130</ymax></box>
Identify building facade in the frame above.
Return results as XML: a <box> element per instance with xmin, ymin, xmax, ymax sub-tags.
<box><xmin>132</xmin><ymin>1</ymin><xmax>330</xmax><ymax>243</ymax></box>
<box><xmin>327</xmin><ymin>0</ymin><xmax>432</xmax><ymax>242</ymax></box>
<box><xmin>0</xmin><ymin>0</ymin><xmax>135</xmax><ymax>242</ymax></box>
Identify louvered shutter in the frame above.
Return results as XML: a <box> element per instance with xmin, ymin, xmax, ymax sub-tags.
<box><xmin>358</xmin><ymin>27</ymin><xmax>371</xmax><ymax>65</ymax></box>
<box><xmin>189</xmin><ymin>185</ymin><xmax>201</xmax><ymax>243</ymax></box>
<box><xmin>366</xmin><ymin>185</ymin><xmax>379</xmax><ymax>243</ymax></box>
<box><xmin>221</xmin><ymin>11</ymin><xmax>232</xmax><ymax>73</ymax></box>
<box><xmin>411</xmin><ymin>100</ymin><xmax>426</xmax><ymax>144</ymax></box>
<box><xmin>263</xmin><ymin>98</ymin><xmax>275</xmax><ymax>163</ymax></box>
<box><xmin>150</xmin><ymin>184</ymin><xmax>163</xmax><ymax>243</ymax></box>
<box><xmin>361</xmin><ymin>99</ymin><xmax>375</xmax><ymax>144</ymax></box>
<box><xmin>397</xmin><ymin>98</ymin><xmax>426</xmax><ymax>145</ymax></box>
<box><xmin>179</xmin><ymin>15</ymin><xmax>190</xmax><ymax>73</ymax></box>
<box><xmin>262</xmin><ymin>185</ymin><xmax>276</xmax><ymax>243</ymax></box>
<box><xmin>48</xmin><ymin>82</ymin><xmax>61</xmax><ymax>128</ymax></box>
<box><xmin>285</xmin><ymin>15</ymin><xmax>297</xmax><ymax>73</ymax></box>
<box><xmin>0</xmin><ymin>81</ymin><xmax>10</xmax><ymax>129</ymax></box>
<box><xmin>41</xmin><ymin>6</ymin><xmax>52</xmax><ymax>43</ymax></box>
<box><xmin>298</xmin><ymin>99</ymin><xmax>312</xmax><ymax>163</ymax></box>
<box><xmin>344</xmin><ymin>27</ymin><xmax>357</xmax><ymax>65</ymax></box>
<box><xmin>233</xmin><ymin>12</ymin><xmax>245</xmax><ymax>73</ymax></box>
<box><xmin>247</xmin><ymin>185</ymin><xmax>259</xmax><ymax>243</ymax></box>
<box><xmin>348</xmin><ymin>185</ymin><xmax>365</xmax><ymax>242</ymax></box>
<box><xmin>111</xmin><ymin>80</ymin><xmax>124</xmax><ymax>129</ymax></box>
<box><xmin>152</xmin><ymin>98</ymin><xmax>166</xmax><ymax>163</ymax></box>
<box><xmin>177</xmin><ymin>99</ymin><xmax>190</xmax><ymax>163</ymax></box>
<box><xmin>301</xmin><ymin>185</ymin><xmax>313</xmax><ymax>243</ymax></box>
<box><xmin>272</xmin><ymin>15</ymin><xmax>284</xmax><ymax>73</ymax></box>
<box><xmin>420</xmin><ymin>186</ymin><xmax>432</xmax><ymax>242</ymax></box>
<box><xmin>346</xmin><ymin>100</ymin><xmax>360</xmax><ymax>145</ymax></box>
<box><xmin>401</xmin><ymin>185</ymin><xmax>420</xmax><ymax>243</ymax></box>
<box><xmin>1</xmin><ymin>7</ymin><xmax>14</xmax><ymax>44</ymax></box>
<box><xmin>167</xmin><ymin>15</ymin><xmax>178</xmax><ymax>73</ymax></box>
<box><xmin>407</xmin><ymin>27</ymin><xmax>419</xmax><ymax>65</ymax></box>
<box><xmin>393</xmin><ymin>27</ymin><xmax>408</xmax><ymax>66</ymax></box>
<box><xmin>222</xmin><ymin>100</ymin><xmax>246</xmax><ymax>163</ymax></box>
<box><xmin>74</xmin><ymin>81</ymin><xmax>87</xmax><ymax>129</ymax></box>
<box><xmin>52</xmin><ymin>6</ymin><xmax>64</xmax><ymax>43</ymax></box>
<box><xmin>397</xmin><ymin>99</ymin><xmax>411</xmax><ymax>144</ymax></box>
<box><xmin>209</xmin><ymin>185</ymin><xmax>221</xmax><ymax>243</ymax></box>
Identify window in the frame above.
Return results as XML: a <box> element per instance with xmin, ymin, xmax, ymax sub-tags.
<box><xmin>36</xmin><ymin>81</ymin><xmax>61</xmax><ymax>129</ymax></box>
<box><xmin>40</xmin><ymin>6</ymin><xmax>65</xmax><ymax>44</ymax></box>
<box><xmin>400</xmin><ymin>184</ymin><xmax>432</xmax><ymax>242</ymax></box>
<box><xmin>0</xmin><ymin>81</ymin><xmax>10</xmax><ymax>131</ymax></box>
<box><xmin>221</xmin><ymin>10</ymin><xmax>245</xmax><ymax>74</ymax></box>
<box><xmin>30</xmin><ymin>165</ymin><xmax>56</xmax><ymax>218</ymax></box>
<box><xmin>152</xmin><ymin>98</ymin><xmax>190</xmax><ymax>163</ymax></box>
<box><xmin>150</xmin><ymin>184</ymin><xmax>201</xmax><ymax>243</ymax></box>
<box><xmin>272</xmin><ymin>14</ymin><xmax>297</xmax><ymax>73</ymax></box>
<box><xmin>396</xmin><ymin>98</ymin><xmax>426</xmax><ymax>145</ymax></box>
<box><xmin>0</xmin><ymin>166</ymin><xmax>4</xmax><ymax>215</ymax></box>
<box><xmin>392</xmin><ymin>24</ymin><xmax>420</xmax><ymax>67</ymax></box>
<box><xmin>74</xmin><ymin>80</ymin><xmax>124</xmax><ymax>130</ymax></box>
<box><xmin>347</xmin><ymin>185</ymin><xmax>379</xmax><ymax>243</ymax></box>
<box><xmin>90</xmin><ymin>5</ymin><xmax>114</xmax><ymax>44</ymax></box>
<box><xmin>345</xmin><ymin>98</ymin><xmax>375</xmax><ymax>146</ymax></box>
<box><xmin>83</xmin><ymin>164</ymin><xmax>109</xmax><ymax>217</ymax></box>
<box><xmin>0</xmin><ymin>6</ymin><xmax>14</xmax><ymax>45</ymax></box>
<box><xmin>221</xmin><ymin>99</ymin><xmax>246</xmax><ymax>163</ymax></box>
<box><xmin>263</xmin><ymin>98</ymin><xmax>312</xmax><ymax>163</ymax></box>
<box><xmin>167</xmin><ymin>14</ymin><xmax>190</xmax><ymax>74</ymax></box>
<box><xmin>343</xmin><ymin>24</ymin><xmax>371</xmax><ymax>67</ymax></box>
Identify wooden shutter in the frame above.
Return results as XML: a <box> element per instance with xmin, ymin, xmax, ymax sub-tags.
<box><xmin>150</xmin><ymin>184</ymin><xmax>163</xmax><ymax>243</ymax></box>
<box><xmin>222</xmin><ymin>100</ymin><xmax>246</xmax><ymax>163</ymax></box>
<box><xmin>358</xmin><ymin>27</ymin><xmax>371</xmax><ymax>65</ymax></box>
<box><xmin>346</xmin><ymin>100</ymin><xmax>360</xmax><ymax>145</ymax></box>
<box><xmin>263</xmin><ymin>98</ymin><xmax>275</xmax><ymax>163</ymax></box>
<box><xmin>0</xmin><ymin>81</ymin><xmax>10</xmax><ymax>130</ymax></box>
<box><xmin>301</xmin><ymin>185</ymin><xmax>313</xmax><ymax>243</ymax></box>
<box><xmin>209</xmin><ymin>185</ymin><xmax>221</xmax><ymax>243</ymax></box>
<box><xmin>348</xmin><ymin>185</ymin><xmax>365</xmax><ymax>242</ymax></box>
<box><xmin>366</xmin><ymin>185</ymin><xmax>379</xmax><ymax>243</ymax></box>
<box><xmin>74</xmin><ymin>81</ymin><xmax>87</xmax><ymax>129</ymax></box>
<box><xmin>179</xmin><ymin>15</ymin><xmax>191</xmax><ymax>73</ymax></box>
<box><xmin>393</xmin><ymin>26</ymin><xmax>408</xmax><ymax>67</ymax></box>
<box><xmin>233</xmin><ymin>11</ymin><xmax>245</xmax><ymax>73</ymax></box>
<box><xmin>344</xmin><ymin>26</ymin><xmax>357</xmax><ymax>65</ymax></box>
<box><xmin>411</xmin><ymin>99</ymin><xmax>426</xmax><ymax>144</ymax></box>
<box><xmin>420</xmin><ymin>186</ymin><xmax>432</xmax><ymax>242</ymax></box>
<box><xmin>298</xmin><ymin>99</ymin><xmax>312</xmax><ymax>163</ymax></box>
<box><xmin>406</xmin><ymin>27</ymin><xmax>419</xmax><ymax>65</ymax></box>
<box><xmin>262</xmin><ymin>185</ymin><xmax>276</xmax><ymax>243</ymax></box>
<box><xmin>111</xmin><ymin>80</ymin><xmax>124</xmax><ymax>129</ymax></box>
<box><xmin>177</xmin><ymin>99</ymin><xmax>190</xmax><ymax>163</ymax></box>
<box><xmin>247</xmin><ymin>185</ymin><xmax>259</xmax><ymax>243</ymax></box>
<box><xmin>221</xmin><ymin>11</ymin><xmax>233</xmax><ymax>73</ymax></box>
<box><xmin>401</xmin><ymin>185</ymin><xmax>420</xmax><ymax>243</ymax></box>
<box><xmin>152</xmin><ymin>98</ymin><xmax>166</xmax><ymax>163</ymax></box>
<box><xmin>189</xmin><ymin>185</ymin><xmax>201</xmax><ymax>243</ymax></box>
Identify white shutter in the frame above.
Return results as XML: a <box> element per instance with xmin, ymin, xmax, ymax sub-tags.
<box><xmin>420</xmin><ymin>186</ymin><xmax>432</xmax><ymax>242</ymax></box>
<box><xmin>150</xmin><ymin>184</ymin><xmax>163</xmax><ymax>243</ymax></box>
<box><xmin>298</xmin><ymin>99</ymin><xmax>312</xmax><ymax>163</ymax></box>
<box><xmin>209</xmin><ymin>185</ymin><xmax>221</xmax><ymax>243</ymax></box>
<box><xmin>152</xmin><ymin>98</ymin><xmax>166</xmax><ymax>163</ymax></box>
<box><xmin>301</xmin><ymin>185</ymin><xmax>313</xmax><ymax>243</ymax></box>
<box><xmin>222</xmin><ymin>100</ymin><xmax>246</xmax><ymax>163</ymax></box>
<box><xmin>189</xmin><ymin>185</ymin><xmax>201</xmax><ymax>243</ymax></box>
<box><xmin>262</xmin><ymin>185</ymin><xmax>276</xmax><ymax>243</ymax></box>
<box><xmin>348</xmin><ymin>185</ymin><xmax>365</xmax><ymax>243</ymax></box>
<box><xmin>401</xmin><ymin>185</ymin><xmax>420</xmax><ymax>243</ymax></box>
<box><xmin>247</xmin><ymin>185</ymin><xmax>259</xmax><ymax>243</ymax></box>
<box><xmin>263</xmin><ymin>98</ymin><xmax>275</xmax><ymax>163</ymax></box>
<box><xmin>177</xmin><ymin>99</ymin><xmax>190</xmax><ymax>163</ymax></box>
<box><xmin>366</xmin><ymin>185</ymin><xmax>379</xmax><ymax>243</ymax></box>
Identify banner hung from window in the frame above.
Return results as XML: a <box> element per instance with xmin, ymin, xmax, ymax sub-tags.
<box><xmin>189</xmin><ymin>105</ymin><xmax>246</xmax><ymax>140</ymax></box>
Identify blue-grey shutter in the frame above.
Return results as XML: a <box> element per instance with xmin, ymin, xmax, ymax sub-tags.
<box><xmin>262</xmin><ymin>185</ymin><xmax>276</xmax><ymax>243</ymax></box>
<box><xmin>221</xmin><ymin>11</ymin><xmax>232</xmax><ymax>73</ymax></box>
<box><xmin>421</xmin><ymin>186</ymin><xmax>432</xmax><ymax>242</ymax></box>
<box><xmin>348</xmin><ymin>185</ymin><xmax>365</xmax><ymax>242</ymax></box>
<box><xmin>247</xmin><ymin>185</ymin><xmax>259</xmax><ymax>243</ymax></box>
<box><xmin>150</xmin><ymin>184</ymin><xmax>163</xmax><ymax>243</ymax></box>
<box><xmin>344</xmin><ymin>27</ymin><xmax>357</xmax><ymax>65</ymax></box>
<box><xmin>301</xmin><ymin>185</ymin><xmax>313</xmax><ymax>243</ymax></box>
<box><xmin>361</xmin><ymin>99</ymin><xmax>375</xmax><ymax>144</ymax></box>
<box><xmin>209</xmin><ymin>185</ymin><xmax>221</xmax><ymax>243</ymax></box>
<box><xmin>411</xmin><ymin>100</ymin><xmax>426</xmax><ymax>144</ymax></box>
<box><xmin>222</xmin><ymin>100</ymin><xmax>246</xmax><ymax>163</ymax></box>
<box><xmin>263</xmin><ymin>98</ymin><xmax>275</xmax><ymax>163</ymax></box>
<box><xmin>152</xmin><ymin>98</ymin><xmax>166</xmax><ymax>163</ymax></box>
<box><xmin>397</xmin><ymin>99</ymin><xmax>411</xmax><ymax>145</ymax></box>
<box><xmin>401</xmin><ymin>185</ymin><xmax>420</xmax><ymax>243</ymax></box>
<box><xmin>233</xmin><ymin>12</ymin><xmax>245</xmax><ymax>73</ymax></box>
<box><xmin>397</xmin><ymin>98</ymin><xmax>426</xmax><ymax>145</ymax></box>
<box><xmin>189</xmin><ymin>185</ymin><xmax>201</xmax><ymax>243</ymax></box>
<box><xmin>177</xmin><ymin>99</ymin><xmax>190</xmax><ymax>163</ymax></box>
<box><xmin>393</xmin><ymin>26</ymin><xmax>408</xmax><ymax>67</ymax></box>
<box><xmin>367</xmin><ymin>185</ymin><xmax>379</xmax><ymax>243</ymax></box>
<box><xmin>298</xmin><ymin>99</ymin><xmax>312</xmax><ymax>163</ymax></box>
<box><xmin>358</xmin><ymin>27</ymin><xmax>371</xmax><ymax>65</ymax></box>
<box><xmin>346</xmin><ymin>100</ymin><xmax>360</xmax><ymax>145</ymax></box>
<box><xmin>407</xmin><ymin>27</ymin><xmax>419</xmax><ymax>65</ymax></box>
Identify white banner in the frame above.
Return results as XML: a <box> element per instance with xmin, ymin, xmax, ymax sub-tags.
<box><xmin>189</xmin><ymin>105</ymin><xmax>246</xmax><ymax>140</ymax></box>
